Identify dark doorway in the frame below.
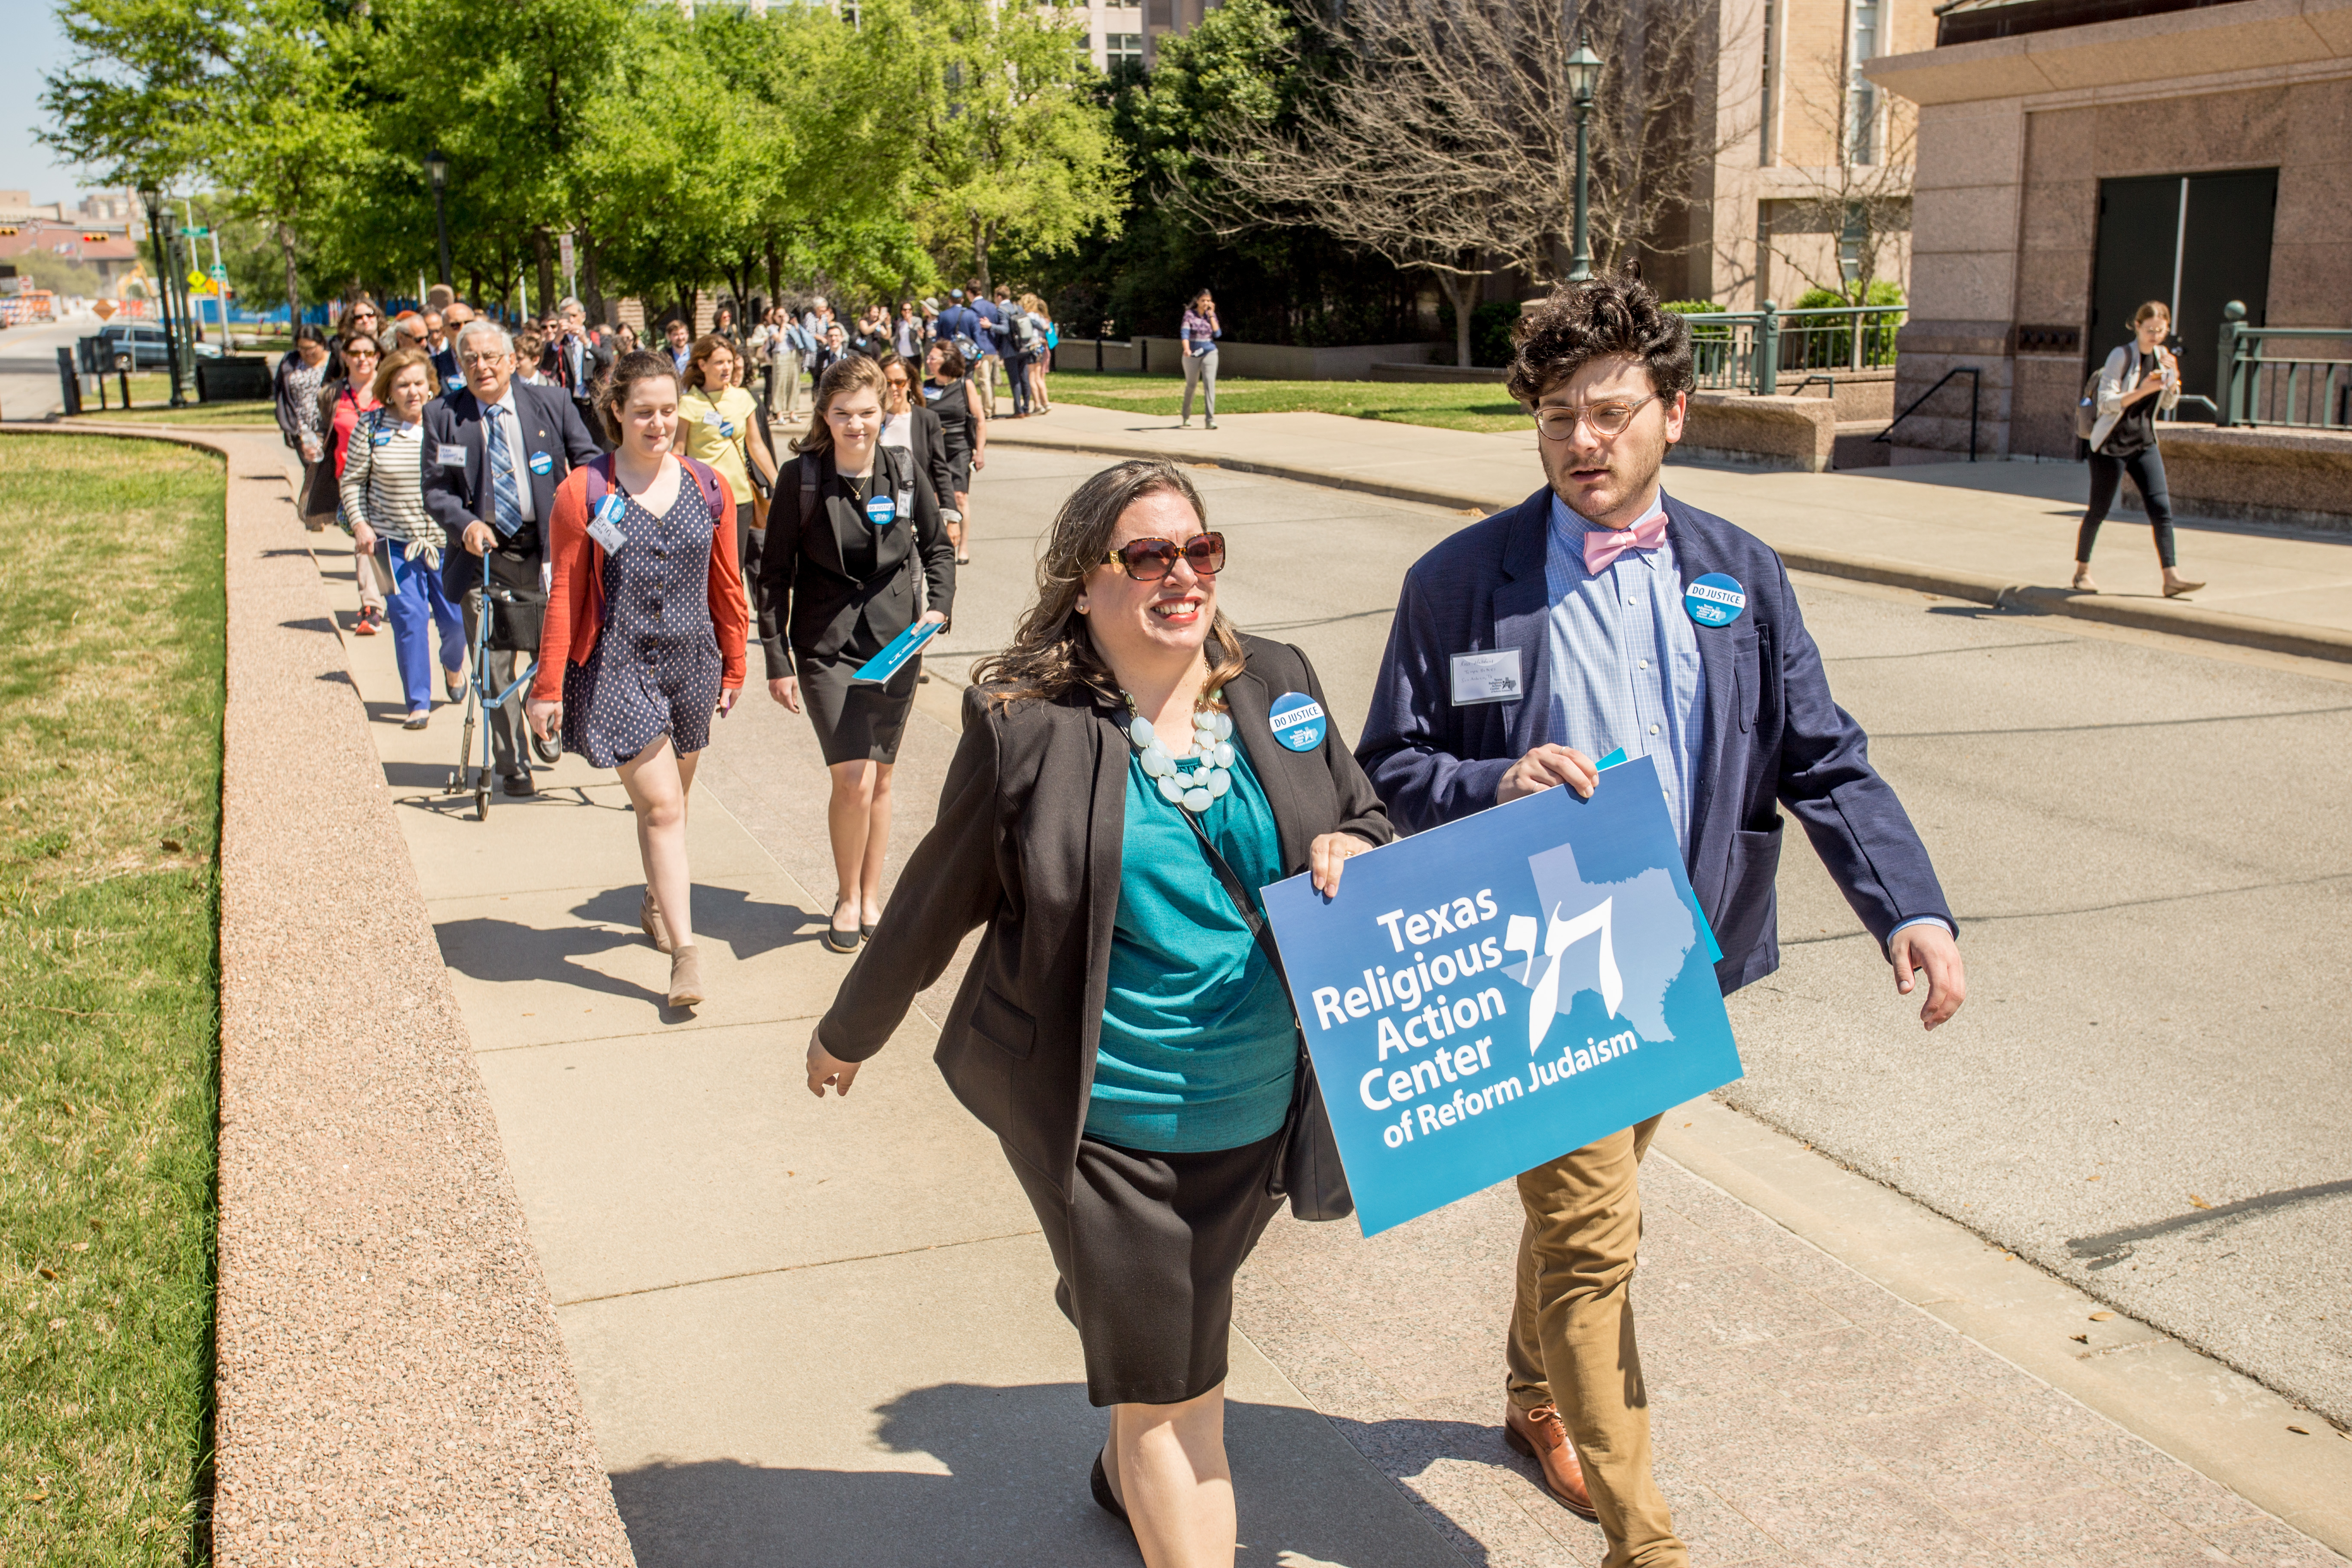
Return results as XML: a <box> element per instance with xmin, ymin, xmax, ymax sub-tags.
<box><xmin>2089</xmin><ymin>168</ymin><xmax>2275</xmax><ymax>410</ymax></box>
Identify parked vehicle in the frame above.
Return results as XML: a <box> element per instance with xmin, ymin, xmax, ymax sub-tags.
<box><xmin>90</xmin><ymin>321</ymin><xmax>222</xmax><ymax>369</ymax></box>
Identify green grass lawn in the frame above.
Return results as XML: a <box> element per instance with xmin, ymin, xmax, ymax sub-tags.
<box><xmin>1042</xmin><ymin>368</ymin><xmax>1529</xmax><ymax>435</ymax></box>
<box><xmin>66</xmin><ymin>397</ymin><xmax>277</xmax><ymax>429</ymax></box>
<box><xmin>0</xmin><ymin>435</ymin><xmax>225</xmax><ymax>1563</ymax></box>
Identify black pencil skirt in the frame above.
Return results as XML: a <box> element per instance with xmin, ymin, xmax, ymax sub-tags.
<box><xmin>796</xmin><ymin>647</ymin><xmax>921</xmax><ymax>765</ymax></box>
<box><xmin>1008</xmin><ymin>1129</ymin><xmax>1287</xmax><ymax>1408</ymax></box>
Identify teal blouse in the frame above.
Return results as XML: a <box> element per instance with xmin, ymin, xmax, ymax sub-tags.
<box><xmin>1084</xmin><ymin>743</ymin><xmax>1298</xmax><ymax>1153</ymax></box>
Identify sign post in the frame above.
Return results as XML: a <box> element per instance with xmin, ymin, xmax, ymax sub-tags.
<box><xmin>557</xmin><ymin>231</ymin><xmax>577</xmax><ymax>303</ymax></box>
<box><xmin>1262</xmin><ymin>758</ymin><xmax>1742</xmax><ymax>1236</ymax></box>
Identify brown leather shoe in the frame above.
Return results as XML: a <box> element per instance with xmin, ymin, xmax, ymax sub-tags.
<box><xmin>1504</xmin><ymin>1400</ymin><xmax>1599</xmax><ymax>1520</ymax></box>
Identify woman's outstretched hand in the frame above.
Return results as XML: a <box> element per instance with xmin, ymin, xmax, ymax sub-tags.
<box><xmin>806</xmin><ymin>1026</ymin><xmax>861</xmax><ymax>1098</ymax></box>
<box><xmin>1308</xmin><ymin>832</ymin><xmax>1378</xmax><ymax>897</ymax></box>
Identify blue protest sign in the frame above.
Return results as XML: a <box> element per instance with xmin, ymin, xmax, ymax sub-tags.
<box><xmin>1261</xmin><ymin>756</ymin><xmax>1741</xmax><ymax>1236</ymax></box>
<box><xmin>849</xmin><ymin>617</ymin><xmax>943</xmax><ymax>685</ymax></box>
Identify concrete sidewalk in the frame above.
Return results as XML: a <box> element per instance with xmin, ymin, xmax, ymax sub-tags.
<box><xmin>990</xmin><ymin>404</ymin><xmax>2352</xmax><ymax>660</ymax></box>
<box><xmin>300</xmin><ymin>464</ymin><xmax>2347</xmax><ymax>1566</ymax></box>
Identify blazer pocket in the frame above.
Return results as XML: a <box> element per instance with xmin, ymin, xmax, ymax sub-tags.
<box><xmin>969</xmin><ymin>985</ymin><xmax>1036</xmax><ymax>1060</ymax></box>
<box><xmin>1716</xmin><ymin>814</ymin><xmax>1785</xmax><ymax>960</ymax></box>
<box><xmin>1732</xmin><ymin>624</ymin><xmax>1763</xmax><ymax>734</ymax></box>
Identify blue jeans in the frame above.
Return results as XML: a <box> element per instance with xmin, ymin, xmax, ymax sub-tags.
<box><xmin>380</xmin><ymin>541</ymin><xmax>466</xmax><ymax>714</ymax></box>
<box><xmin>1005</xmin><ymin>350</ymin><xmax>1032</xmax><ymax>415</ymax></box>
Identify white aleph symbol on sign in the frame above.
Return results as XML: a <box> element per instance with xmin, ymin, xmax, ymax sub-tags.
<box><xmin>1504</xmin><ymin>900</ymin><xmax>1624</xmax><ymax>1054</ymax></box>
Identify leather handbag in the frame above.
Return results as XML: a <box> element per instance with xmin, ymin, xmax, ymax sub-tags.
<box><xmin>1176</xmin><ymin>805</ymin><xmax>1355</xmax><ymax>1224</ymax></box>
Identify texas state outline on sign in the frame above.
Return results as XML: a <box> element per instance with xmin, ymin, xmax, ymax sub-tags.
<box><xmin>1501</xmin><ymin>842</ymin><xmax>1696</xmax><ymax>1052</ymax></box>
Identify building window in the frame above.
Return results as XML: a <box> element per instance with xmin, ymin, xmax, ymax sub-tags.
<box><xmin>1145</xmin><ymin>0</ymin><xmax>1173</xmax><ymax>29</ymax></box>
<box><xmin>1848</xmin><ymin>0</ymin><xmax>1880</xmax><ymax>164</ymax></box>
<box><xmin>1104</xmin><ymin>31</ymin><xmax>1143</xmax><ymax>67</ymax></box>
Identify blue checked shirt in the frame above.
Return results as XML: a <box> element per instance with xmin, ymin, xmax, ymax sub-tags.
<box><xmin>1544</xmin><ymin>489</ymin><xmax>1951</xmax><ymax>943</ymax></box>
<box><xmin>1543</xmin><ymin>491</ymin><xmax>1707</xmax><ymax>857</ymax></box>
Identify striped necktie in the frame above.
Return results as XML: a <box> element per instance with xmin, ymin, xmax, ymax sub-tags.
<box><xmin>484</xmin><ymin>404</ymin><xmax>524</xmax><ymax>538</ymax></box>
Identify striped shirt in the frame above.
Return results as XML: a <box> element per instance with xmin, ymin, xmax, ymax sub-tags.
<box><xmin>338</xmin><ymin>410</ymin><xmax>438</xmax><ymax>551</ymax></box>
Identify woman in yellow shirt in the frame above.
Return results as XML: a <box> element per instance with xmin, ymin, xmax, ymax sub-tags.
<box><xmin>676</xmin><ymin>334</ymin><xmax>779</xmax><ymax>585</ymax></box>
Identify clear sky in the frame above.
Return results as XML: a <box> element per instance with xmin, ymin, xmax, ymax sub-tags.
<box><xmin>0</xmin><ymin>0</ymin><xmax>95</xmax><ymax>202</ymax></box>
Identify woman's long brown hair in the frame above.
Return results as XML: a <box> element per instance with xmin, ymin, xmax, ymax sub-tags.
<box><xmin>792</xmin><ymin>355</ymin><xmax>890</xmax><ymax>459</ymax></box>
<box><xmin>971</xmin><ymin>459</ymin><xmax>1247</xmax><ymax>710</ymax></box>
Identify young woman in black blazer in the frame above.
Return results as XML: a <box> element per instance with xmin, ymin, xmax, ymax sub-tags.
<box><xmin>804</xmin><ymin>459</ymin><xmax>1392</xmax><ymax>1566</ymax></box>
<box><xmin>757</xmin><ymin>355</ymin><xmax>957</xmax><ymax>951</ymax></box>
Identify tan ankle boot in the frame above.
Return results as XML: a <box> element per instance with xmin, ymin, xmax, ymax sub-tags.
<box><xmin>640</xmin><ymin>887</ymin><xmax>672</xmax><ymax>954</ymax></box>
<box><xmin>667</xmin><ymin>944</ymin><xmax>704</xmax><ymax>1008</ymax></box>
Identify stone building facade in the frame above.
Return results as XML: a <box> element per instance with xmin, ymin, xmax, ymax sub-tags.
<box><xmin>1865</xmin><ymin>0</ymin><xmax>2352</xmax><ymax>461</ymax></box>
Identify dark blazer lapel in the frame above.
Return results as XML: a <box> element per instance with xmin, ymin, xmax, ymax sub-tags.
<box><xmin>1669</xmin><ymin>493</ymin><xmax>1740</xmax><ymax>871</ymax></box>
<box><xmin>460</xmin><ymin>392</ymin><xmax>490</xmax><ymax>523</ymax></box>
<box><xmin>1226</xmin><ymin>669</ymin><xmax>1309</xmax><ymax>871</ymax></box>
<box><xmin>520</xmin><ymin>383</ymin><xmax>558</xmax><ymax>519</ymax></box>
<box><xmin>1081</xmin><ymin>698</ymin><xmax>1127</xmax><ymax>1103</ymax></box>
<box><xmin>1492</xmin><ymin>489</ymin><xmax>1555</xmax><ymax>757</ymax></box>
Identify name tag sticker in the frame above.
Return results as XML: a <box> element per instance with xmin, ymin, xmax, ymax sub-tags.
<box><xmin>1269</xmin><ymin>692</ymin><xmax>1327</xmax><ymax>752</ymax></box>
<box><xmin>1685</xmin><ymin>573</ymin><xmax>1747</xmax><ymax>627</ymax></box>
<box><xmin>436</xmin><ymin>443</ymin><xmax>467</xmax><ymax>467</ymax></box>
<box><xmin>864</xmin><ymin>493</ymin><xmax>897</xmax><ymax>528</ymax></box>
<box><xmin>588</xmin><ymin>493</ymin><xmax>628</xmax><ymax>552</ymax></box>
<box><xmin>527</xmin><ymin>450</ymin><xmax>552</xmax><ymax>476</ymax></box>
<box><xmin>1450</xmin><ymin>649</ymin><xmax>1523</xmax><ymax>706</ymax></box>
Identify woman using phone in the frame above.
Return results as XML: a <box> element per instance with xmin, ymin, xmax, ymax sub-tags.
<box><xmin>2075</xmin><ymin>300</ymin><xmax>2202</xmax><ymax>597</ymax></box>
<box><xmin>757</xmin><ymin>355</ymin><xmax>956</xmax><ymax>953</ymax></box>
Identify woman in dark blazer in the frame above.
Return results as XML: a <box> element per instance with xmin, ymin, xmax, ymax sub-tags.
<box><xmin>756</xmin><ymin>354</ymin><xmax>956</xmax><ymax>951</ymax></box>
<box><xmin>876</xmin><ymin>349</ymin><xmax>959</xmax><ymax>544</ymax></box>
<box><xmin>804</xmin><ymin>458</ymin><xmax>1391</xmax><ymax>1567</ymax></box>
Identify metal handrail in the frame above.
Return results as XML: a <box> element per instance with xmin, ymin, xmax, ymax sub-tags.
<box><xmin>1675</xmin><ymin>302</ymin><xmax>1907</xmax><ymax>394</ymax></box>
<box><xmin>1874</xmin><ymin>366</ymin><xmax>1979</xmax><ymax>461</ymax></box>
<box><xmin>2216</xmin><ymin>300</ymin><xmax>2352</xmax><ymax>430</ymax></box>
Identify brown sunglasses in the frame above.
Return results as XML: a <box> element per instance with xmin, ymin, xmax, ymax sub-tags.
<box><xmin>1102</xmin><ymin>532</ymin><xmax>1225</xmax><ymax>580</ymax></box>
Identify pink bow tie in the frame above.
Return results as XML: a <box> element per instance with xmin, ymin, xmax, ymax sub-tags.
<box><xmin>1583</xmin><ymin>512</ymin><xmax>1669</xmax><ymax>574</ymax></box>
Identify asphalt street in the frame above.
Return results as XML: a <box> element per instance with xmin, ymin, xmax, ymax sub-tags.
<box><xmin>906</xmin><ymin>442</ymin><xmax>2352</xmax><ymax>1428</ymax></box>
<box><xmin>0</xmin><ymin>314</ymin><xmax>84</xmax><ymax>420</ymax></box>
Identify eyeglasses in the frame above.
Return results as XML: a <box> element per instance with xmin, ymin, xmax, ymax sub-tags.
<box><xmin>1102</xmin><ymin>533</ymin><xmax>1225</xmax><ymax>580</ymax></box>
<box><xmin>457</xmin><ymin>352</ymin><xmax>511</xmax><ymax>368</ymax></box>
<box><xmin>346</xmin><ymin>346</ymin><xmax>380</xmax><ymax>358</ymax></box>
<box><xmin>1534</xmin><ymin>394</ymin><xmax>1657</xmax><ymax>441</ymax></box>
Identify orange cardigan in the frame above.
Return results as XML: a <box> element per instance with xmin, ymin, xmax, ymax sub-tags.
<box><xmin>530</xmin><ymin>459</ymin><xmax>748</xmax><ymax>705</ymax></box>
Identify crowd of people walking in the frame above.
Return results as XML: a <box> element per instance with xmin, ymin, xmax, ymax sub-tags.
<box><xmin>282</xmin><ymin>263</ymin><xmax>1994</xmax><ymax>1568</ymax></box>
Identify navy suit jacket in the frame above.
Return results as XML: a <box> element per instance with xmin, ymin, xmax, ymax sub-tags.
<box><xmin>1356</xmin><ymin>485</ymin><xmax>1954</xmax><ymax>994</ymax></box>
<box><xmin>420</xmin><ymin>380</ymin><xmax>602</xmax><ymax>596</ymax></box>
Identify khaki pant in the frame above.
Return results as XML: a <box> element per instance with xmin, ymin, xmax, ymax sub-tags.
<box><xmin>770</xmin><ymin>348</ymin><xmax>804</xmax><ymax>421</ymax></box>
<box><xmin>1507</xmin><ymin>1114</ymin><xmax>1687</xmax><ymax>1568</ymax></box>
<box><xmin>972</xmin><ymin>353</ymin><xmax>999</xmax><ymax>417</ymax></box>
<box><xmin>355</xmin><ymin>545</ymin><xmax>388</xmax><ymax>612</ymax></box>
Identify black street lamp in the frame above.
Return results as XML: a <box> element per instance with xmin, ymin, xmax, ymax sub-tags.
<box><xmin>137</xmin><ymin>185</ymin><xmax>188</xmax><ymax>408</ymax></box>
<box><xmin>425</xmin><ymin>150</ymin><xmax>452</xmax><ymax>291</ymax></box>
<box><xmin>1565</xmin><ymin>35</ymin><xmax>1602</xmax><ymax>284</ymax></box>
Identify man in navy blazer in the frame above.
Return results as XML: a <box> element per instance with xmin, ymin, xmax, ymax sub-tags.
<box><xmin>421</xmin><ymin>320</ymin><xmax>602</xmax><ymax>793</ymax></box>
<box><xmin>1357</xmin><ymin>275</ymin><xmax>1965</xmax><ymax>1566</ymax></box>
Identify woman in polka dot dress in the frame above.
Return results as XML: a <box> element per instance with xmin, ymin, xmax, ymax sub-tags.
<box><xmin>527</xmin><ymin>350</ymin><xmax>750</xmax><ymax>1009</ymax></box>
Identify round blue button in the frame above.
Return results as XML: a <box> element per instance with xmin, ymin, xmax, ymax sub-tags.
<box><xmin>864</xmin><ymin>493</ymin><xmax>897</xmax><ymax>528</ymax></box>
<box><xmin>1684</xmin><ymin>572</ymin><xmax>1746</xmax><ymax>627</ymax></box>
<box><xmin>1269</xmin><ymin>692</ymin><xmax>1327</xmax><ymax>752</ymax></box>
<box><xmin>527</xmin><ymin>450</ymin><xmax>553</xmax><ymax>476</ymax></box>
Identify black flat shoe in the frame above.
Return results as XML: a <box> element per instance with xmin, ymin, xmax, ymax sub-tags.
<box><xmin>1090</xmin><ymin>1449</ymin><xmax>1128</xmax><ymax>1523</ymax></box>
<box><xmin>823</xmin><ymin>926</ymin><xmax>861</xmax><ymax>954</ymax></box>
<box><xmin>860</xmin><ymin>922</ymin><xmax>876</xmax><ymax>939</ymax></box>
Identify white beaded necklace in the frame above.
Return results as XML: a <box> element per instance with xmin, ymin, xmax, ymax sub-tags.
<box><xmin>1121</xmin><ymin>689</ymin><xmax>1236</xmax><ymax>815</ymax></box>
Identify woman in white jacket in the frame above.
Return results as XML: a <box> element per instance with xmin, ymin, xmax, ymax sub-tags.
<box><xmin>2074</xmin><ymin>301</ymin><xmax>2202</xmax><ymax>597</ymax></box>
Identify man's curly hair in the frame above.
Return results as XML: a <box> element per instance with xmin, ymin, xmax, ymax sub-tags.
<box><xmin>1505</xmin><ymin>271</ymin><xmax>1695</xmax><ymax>407</ymax></box>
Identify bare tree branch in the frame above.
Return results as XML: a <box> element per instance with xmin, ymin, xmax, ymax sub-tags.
<box><xmin>1764</xmin><ymin>45</ymin><xmax>1914</xmax><ymax>306</ymax></box>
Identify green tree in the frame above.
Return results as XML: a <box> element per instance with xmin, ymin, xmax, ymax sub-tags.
<box><xmin>42</xmin><ymin>0</ymin><xmax>368</xmax><ymax>324</ymax></box>
<box><xmin>907</xmin><ymin>0</ymin><xmax>1126</xmax><ymax>289</ymax></box>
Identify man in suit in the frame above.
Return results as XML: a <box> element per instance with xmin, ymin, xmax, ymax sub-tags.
<box><xmin>544</xmin><ymin>296</ymin><xmax>614</xmax><ymax>450</ymax></box>
<box><xmin>1357</xmin><ymin>273</ymin><xmax>1966</xmax><ymax>1568</ymax></box>
<box><xmin>422</xmin><ymin>320</ymin><xmax>604</xmax><ymax>796</ymax></box>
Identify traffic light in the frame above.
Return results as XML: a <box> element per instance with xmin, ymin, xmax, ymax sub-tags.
<box><xmin>0</xmin><ymin>226</ymin><xmax>17</xmax><ymax>236</ymax></box>
<box><xmin>83</xmin><ymin>232</ymin><xmax>110</xmax><ymax>243</ymax></box>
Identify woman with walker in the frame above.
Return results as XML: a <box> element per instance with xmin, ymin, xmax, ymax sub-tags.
<box><xmin>757</xmin><ymin>355</ymin><xmax>956</xmax><ymax>954</ymax></box>
<box><xmin>804</xmin><ymin>458</ymin><xmax>1390</xmax><ymax>1568</ymax></box>
<box><xmin>2075</xmin><ymin>300</ymin><xmax>2203</xmax><ymax>597</ymax></box>
<box><xmin>922</xmin><ymin>338</ymin><xmax>986</xmax><ymax>566</ymax></box>
<box><xmin>340</xmin><ymin>347</ymin><xmax>467</xmax><ymax>729</ymax></box>
<box><xmin>526</xmin><ymin>350</ymin><xmax>749</xmax><ymax>1010</ymax></box>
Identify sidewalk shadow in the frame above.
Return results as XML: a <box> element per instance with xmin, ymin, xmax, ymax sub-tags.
<box><xmin>434</xmin><ymin>914</ymin><xmax>665</xmax><ymax>1007</ymax></box>
<box><xmin>571</xmin><ymin>883</ymin><xmax>818</xmax><ymax>962</ymax></box>
<box><xmin>609</xmin><ymin>1381</ymin><xmax>1482</xmax><ymax>1568</ymax></box>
